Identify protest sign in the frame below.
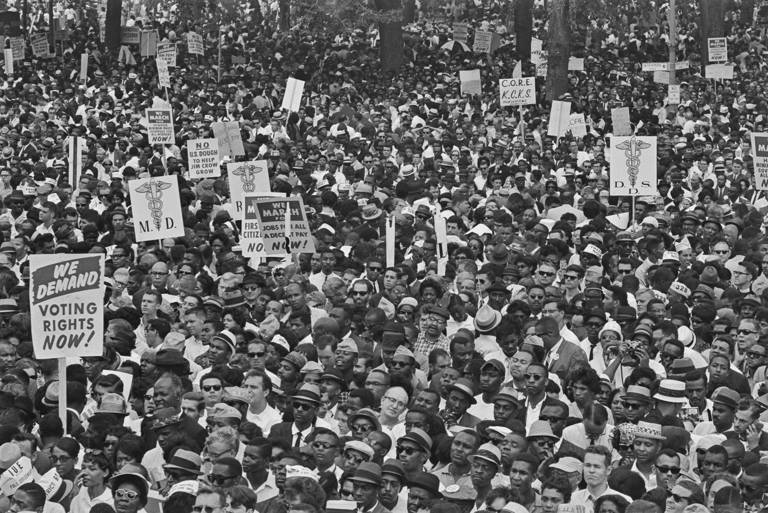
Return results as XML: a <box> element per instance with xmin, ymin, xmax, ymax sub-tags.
<box><xmin>568</xmin><ymin>57</ymin><xmax>584</xmax><ymax>71</ymax></box>
<box><xmin>459</xmin><ymin>69</ymin><xmax>481</xmax><ymax>95</ymax></box>
<box><xmin>752</xmin><ymin>133</ymin><xmax>768</xmax><ymax>190</ymax></box>
<box><xmin>705</xmin><ymin>64</ymin><xmax>734</xmax><ymax>79</ymax></box>
<box><xmin>281</xmin><ymin>77</ymin><xmax>305</xmax><ymax>112</ymax></box>
<box><xmin>121</xmin><ymin>26</ymin><xmax>140</xmax><ymax>44</ymax></box>
<box><xmin>241</xmin><ymin>192</ymin><xmax>284</xmax><ymax>257</ymax></box>
<box><xmin>536</xmin><ymin>58</ymin><xmax>548</xmax><ymax>77</ymax></box>
<box><xmin>140</xmin><ymin>30</ymin><xmax>158</xmax><ymax>57</ymax></box>
<box><xmin>30</xmin><ymin>254</ymin><xmax>105</xmax><ymax>359</ymax></box>
<box><xmin>145</xmin><ymin>108</ymin><xmax>174</xmax><ymax>144</ymax></box>
<box><xmin>610</xmin><ymin>136</ymin><xmax>658</xmax><ymax>196</ymax></box>
<box><xmin>187</xmin><ymin>31</ymin><xmax>203</xmax><ymax>55</ymax></box>
<box><xmin>708</xmin><ymin>37</ymin><xmax>727</xmax><ymax>63</ymax></box>
<box><xmin>38</xmin><ymin>469</ymin><xmax>64</xmax><ymax>501</ymax></box>
<box><xmin>611</xmin><ymin>107</ymin><xmax>632</xmax><ymax>136</ymax></box>
<box><xmin>156</xmin><ymin>42</ymin><xmax>176</xmax><ymax>68</ymax></box>
<box><xmin>227</xmin><ymin>161</ymin><xmax>269</xmax><ymax>215</ymax></box>
<box><xmin>642</xmin><ymin>61</ymin><xmax>689</xmax><ymax>71</ymax></box>
<box><xmin>80</xmin><ymin>53</ymin><xmax>88</xmax><ymax>83</ymax></box>
<box><xmin>31</xmin><ymin>33</ymin><xmax>51</xmax><ymax>58</ymax></box>
<box><xmin>9</xmin><ymin>37</ymin><xmax>23</xmax><ymax>61</ymax></box>
<box><xmin>668</xmin><ymin>84</ymin><xmax>681</xmax><ymax>104</ymax></box>
<box><xmin>499</xmin><ymin>77</ymin><xmax>536</xmax><ymax>107</ymax></box>
<box><xmin>653</xmin><ymin>71</ymin><xmax>669</xmax><ymax>84</ymax></box>
<box><xmin>452</xmin><ymin>23</ymin><xmax>468</xmax><ymax>43</ymax></box>
<box><xmin>3</xmin><ymin>49</ymin><xmax>11</xmax><ymax>75</ymax></box>
<box><xmin>102</xmin><ymin>370</ymin><xmax>133</xmax><ymax>401</ymax></box>
<box><xmin>187</xmin><ymin>138</ymin><xmax>221</xmax><ymax>179</ymax></box>
<box><xmin>0</xmin><ymin>457</ymin><xmax>32</xmax><ymax>496</ymax></box>
<box><xmin>212</xmin><ymin>121</ymin><xmax>244</xmax><ymax>158</ymax></box>
<box><xmin>569</xmin><ymin>113</ymin><xmax>588</xmax><ymax>137</ymax></box>
<box><xmin>53</xmin><ymin>17</ymin><xmax>69</xmax><ymax>41</ymax></box>
<box><xmin>473</xmin><ymin>30</ymin><xmax>493</xmax><ymax>53</ymax></box>
<box><xmin>128</xmin><ymin>176</ymin><xmax>185</xmax><ymax>241</ymax></box>
<box><xmin>250</xmin><ymin>196</ymin><xmax>316</xmax><ymax>256</ymax></box>
<box><xmin>547</xmin><ymin>101</ymin><xmax>571</xmax><ymax>137</ymax></box>
<box><xmin>531</xmin><ymin>38</ymin><xmax>543</xmax><ymax>64</ymax></box>
<box><xmin>157</xmin><ymin>59</ymin><xmax>170</xmax><ymax>88</ymax></box>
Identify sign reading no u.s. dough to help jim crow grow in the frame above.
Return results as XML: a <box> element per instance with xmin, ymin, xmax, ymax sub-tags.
<box><xmin>30</xmin><ymin>254</ymin><xmax>105</xmax><ymax>359</ymax></box>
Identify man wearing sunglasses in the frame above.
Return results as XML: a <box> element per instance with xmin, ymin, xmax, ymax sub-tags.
<box><xmin>269</xmin><ymin>383</ymin><xmax>329</xmax><ymax>449</ymax></box>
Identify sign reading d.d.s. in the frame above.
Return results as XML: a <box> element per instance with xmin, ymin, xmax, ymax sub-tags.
<box><xmin>752</xmin><ymin>133</ymin><xmax>768</xmax><ymax>190</ymax></box>
<box><xmin>30</xmin><ymin>254</ymin><xmax>105</xmax><ymax>359</ymax></box>
<box><xmin>128</xmin><ymin>176</ymin><xmax>185</xmax><ymax>241</ymax></box>
<box><xmin>609</xmin><ymin>135</ymin><xmax>658</xmax><ymax>196</ymax></box>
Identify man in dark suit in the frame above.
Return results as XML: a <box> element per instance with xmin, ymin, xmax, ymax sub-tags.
<box><xmin>350</xmin><ymin>462</ymin><xmax>391</xmax><ymax>513</ymax></box>
<box><xmin>269</xmin><ymin>383</ymin><xmax>327</xmax><ymax>448</ymax></box>
<box><xmin>536</xmin><ymin>316</ymin><xmax>588</xmax><ymax>382</ymax></box>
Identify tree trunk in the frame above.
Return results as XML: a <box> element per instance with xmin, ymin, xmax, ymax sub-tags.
<box><xmin>514</xmin><ymin>0</ymin><xmax>534</xmax><ymax>61</ymax></box>
<box><xmin>375</xmin><ymin>0</ymin><xmax>404</xmax><ymax>72</ymax></box>
<box><xmin>279</xmin><ymin>0</ymin><xmax>290</xmax><ymax>31</ymax></box>
<box><xmin>700</xmin><ymin>0</ymin><xmax>726</xmax><ymax>62</ymax></box>
<box><xmin>105</xmin><ymin>0</ymin><xmax>121</xmax><ymax>51</ymax></box>
<box><xmin>546</xmin><ymin>0</ymin><xmax>569</xmax><ymax>101</ymax></box>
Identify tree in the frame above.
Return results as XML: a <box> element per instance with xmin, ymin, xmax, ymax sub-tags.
<box><xmin>514</xmin><ymin>0</ymin><xmax>534</xmax><ymax>60</ymax></box>
<box><xmin>546</xmin><ymin>0</ymin><xmax>570</xmax><ymax>101</ymax></box>
<box><xmin>700</xmin><ymin>0</ymin><xmax>726</xmax><ymax>62</ymax></box>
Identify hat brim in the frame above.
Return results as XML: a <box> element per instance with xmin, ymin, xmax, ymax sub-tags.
<box><xmin>620</xmin><ymin>393</ymin><xmax>651</xmax><ymax>404</ymax></box>
<box><xmin>654</xmin><ymin>394</ymin><xmax>687</xmax><ymax>404</ymax></box>
<box><xmin>162</xmin><ymin>463</ymin><xmax>203</xmax><ymax>475</ymax></box>
<box><xmin>349</xmin><ymin>475</ymin><xmax>381</xmax><ymax>486</ymax></box>
<box><xmin>448</xmin><ymin>385</ymin><xmax>477</xmax><ymax>404</ymax></box>
<box><xmin>475</xmin><ymin>314</ymin><xmax>502</xmax><ymax>333</ymax></box>
<box><xmin>291</xmin><ymin>393</ymin><xmax>321</xmax><ymax>405</ymax></box>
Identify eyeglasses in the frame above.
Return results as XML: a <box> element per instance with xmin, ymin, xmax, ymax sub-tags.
<box><xmin>563</xmin><ymin>274</ymin><xmax>579</xmax><ymax>280</ymax></box>
<box><xmin>396</xmin><ymin>445</ymin><xmax>421</xmax><ymax>456</ymax></box>
<box><xmin>538</xmin><ymin>271</ymin><xmax>555</xmax><ymax>277</ymax></box>
<box><xmin>115</xmin><ymin>488</ymin><xmax>140</xmax><ymax>500</ymax></box>
<box><xmin>292</xmin><ymin>401</ymin><xmax>314</xmax><ymax>411</ymax></box>
<box><xmin>202</xmin><ymin>385</ymin><xmax>222</xmax><ymax>392</ymax></box>
<box><xmin>623</xmin><ymin>402</ymin><xmax>644</xmax><ymax>410</ymax></box>
<box><xmin>534</xmin><ymin>438</ymin><xmax>555</xmax><ymax>448</ymax></box>
<box><xmin>748</xmin><ymin>351</ymin><xmax>766</xmax><ymax>358</ymax></box>
<box><xmin>657</xmin><ymin>466</ymin><xmax>681</xmax><ymax>474</ymax></box>
<box><xmin>341</xmin><ymin>489</ymin><xmax>355</xmax><ymax>498</ymax></box>
<box><xmin>248</xmin><ymin>351</ymin><xmax>265</xmax><ymax>358</ymax></box>
<box><xmin>243</xmin><ymin>285</ymin><xmax>259</xmax><ymax>291</ymax></box>
<box><xmin>382</xmin><ymin>396</ymin><xmax>406</xmax><ymax>408</ymax></box>
<box><xmin>738</xmin><ymin>329</ymin><xmax>758</xmax><ymax>335</ymax></box>
<box><xmin>209</xmin><ymin>474</ymin><xmax>236</xmax><ymax>484</ymax></box>
<box><xmin>344</xmin><ymin>450</ymin><xmax>368</xmax><ymax>464</ymax></box>
<box><xmin>351</xmin><ymin>423</ymin><xmax>374</xmax><ymax>433</ymax></box>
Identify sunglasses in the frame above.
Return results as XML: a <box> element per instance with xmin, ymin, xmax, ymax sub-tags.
<box><xmin>202</xmin><ymin>385</ymin><xmax>222</xmax><ymax>392</ymax></box>
<box><xmin>738</xmin><ymin>329</ymin><xmax>757</xmax><ymax>335</ymax></box>
<box><xmin>293</xmin><ymin>402</ymin><xmax>314</xmax><ymax>411</ymax></box>
<box><xmin>248</xmin><ymin>351</ymin><xmax>265</xmax><ymax>358</ymax></box>
<box><xmin>657</xmin><ymin>466</ymin><xmax>681</xmax><ymax>474</ymax></box>
<box><xmin>350</xmin><ymin>423</ymin><xmax>374</xmax><ymax>433</ymax></box>
<box><xmin>115</xmin><ymin>489</ymin><xmax>140</xmax><ymax>500</ymax></box>
<box><xmin>396</xmin><ymin>445</ymin><xmax>421</xmax><ymax>456</ymax></box>
<box><xmin>209</xmin><ymin>474</ymin><xmax>236</xmax><ymax>484</ymax></box>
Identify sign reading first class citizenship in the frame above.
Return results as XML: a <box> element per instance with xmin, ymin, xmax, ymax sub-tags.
<box><xmin>752</xmin><ymin>133</ymin><xmax>768</xmax><ymax>191</ymax></box>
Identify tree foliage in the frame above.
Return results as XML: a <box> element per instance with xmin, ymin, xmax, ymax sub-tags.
<box><xmin>290</xmin><ymin>0</ymin><xmax>404</xmax><ymax>34</ymax></box>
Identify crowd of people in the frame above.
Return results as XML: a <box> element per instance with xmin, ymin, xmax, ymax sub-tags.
<box><xmin>0</xmin><ymin>0</ymin><xmax>767</xmax><ymax>512</ymax></box>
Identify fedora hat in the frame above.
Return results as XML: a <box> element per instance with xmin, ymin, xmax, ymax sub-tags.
<box><xmin>447</xmin><ymin>378</ymin><xmax>477</xmax><ymax>404</ymax></box>
<box><xmin>292</xmin><ymin>383</ymin><xmax>321</xmax><ymax>405</ymax></box>
<box><xmin>634</xmin><ymin>421</ymin><xmax>665</xmax><ymax>441</ymax></box>
<box><xmin>654</xmin><ymin>379</ymin><xmax>687</xmax><ymax>404</ymax></box>
<box><xmin>527</xmin><ymin>420</ymin><xmax>559</xmax><ymax>440</ymax></box>
<box><xmin>407</xmin><ymin>471</ymin><xmax>441</xmax><ymax>497</ymax></box>
<box><xmin>350</xmin><ymin>462</ymin><xmax>382</xmax><ymax>485</ymax></box>
<box><xmin>474</xmin><ymin>304</ymin><xmax>502</xmax><ymax>333</ymax></box>
<box><xmin>467</xmin><ymin>442</ymin><xmax>501</xmax><ymax>468</ymax></box>
<box><xmin>620</xmin><ymin>385</ymin><xmax>652</xmax><ymax>404</ymax></box>
<box><xmin>711</xmin><ymin>386</ymin><xmax>740</xmax><ymax>410</ymax></box>
<box><xmin>162</xmin><ymin>448</ymin><xmax>202</xmax><ymax>475</ymax></box>
<box><xmin>347</xmin><ymin>408</ymin><xmax>381</xmax><ymax>431</ymax></box>
<box><xmin>398</xmin><ymin>428</ymin><xmax>433</xmax><ymax>453</ymax></box>
<box><xmin>361</xmin><ymin>203</ymin><xmax>383</xmax><ymax>220</ymax></box>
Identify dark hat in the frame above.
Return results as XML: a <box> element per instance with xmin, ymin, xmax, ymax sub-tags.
<box><xmin>398</xmin><ymin>428</ymin><xmax>433</xmax><ymax>453</ymax></box>
<box><xmin>321</xmin><ymin>368</ymin><xmax>346</xmax><ymax>386</ymax></box>
<box><xmin>486</xmin><ymin>280</ymin><xmax>510</xmax><ymax>295</ymax></box>
<box><xmin>162</xmin><ymin>448</ymin><xmax>203</xmax><ymax>475</ymax></box>
<box><xmin>151</xmin><ymin>407</ymin><xmax>182</xmax><ymax>431</ymax></box>
<box><xmin>407</xmin><ymin>471</ymin><xmax>441</xmax><ymax>497</ymax></box>
<box><xmin>711</xmin><ymin>386</ymin><xmax>739</xmax><ymax>410</ymax></box>
<box><xmin>282</xmin><ymin>351</ymin><xmax>308</xmax><ymax>371</ymax></box>
<box><xmin>348</xmin><ymin>408</ymin><xmax>382</xmax><ymax>431</ymax></box>
<box><xmin>291</xmin><ymin>383</ymin><xmax>321</xmax><ymax>405</ymax></box>
<box><xmin>350</xmin><ymin>462</ymin><xmax>383</xmax><ymax>485</ymax></box>
<box><xmin>155</xmin><ymin>348</ymin><xmax>186</xmax><ymax>367</ymax></box>
<box><xmin>381</xmin><ymin>459</ymin><xmax>405</xmax><ymax>481</ymax></box>
<box><xmin>447</xmin><ymin>378</ymin><xmax>477</xmax><ymax>404</ymax></box>
<box><xmin>481</xmin><ymin>359</ymin><xmax>505</xmax><ymax>376</ymax></box>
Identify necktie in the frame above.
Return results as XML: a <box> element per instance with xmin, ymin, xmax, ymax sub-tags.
<box><xmin>589</xmin><ymin>343</ymin><xmax>598</xmax><ymax>360</ymax></box>
<box><xmin>294</xmin><ymin>431</ymin><xmax>302</xmax><ymax>448</ymax></box>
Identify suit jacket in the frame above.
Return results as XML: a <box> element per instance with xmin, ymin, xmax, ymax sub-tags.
<box><xmin>269</xmin><ymin>422</ymin><xmax>295</xmax><ymax>447</ymax></box>
<box><xmin>519</xmin><ymin>396</ymin><xmax>562</xmax><ymax>427</ymax></box>
<box><xmin>548</xmin><ymin>340</ymin><xmax>588</xmax><ymax>381</ymax></box>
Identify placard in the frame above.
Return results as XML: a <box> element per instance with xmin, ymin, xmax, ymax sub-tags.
<box><xmin>611</xmin><ymin>107</ymin><xmax>631</xmax><ymax>136</ymax></box>
<box><xmin>568</xmin><ymin>57</ymin><xmax>584</xmax><ymax>71</ymax></box>
<box><xmin>668</xmin><ymin>84</ymin><xmax>680</xmax><ymax>104</ymax></box>
<box><xmin>499</xmin><ymin>77</ymin><xmax>536</xmax><ymax>107</ymax></box>
<box><xmin>156</xmin><ymin>42</ymin><xmax>176</xmax><ymax>68</ymax></box>
<box><xmin>140</xmin><ymin>30</ymin><xmax>158</xmax><ymax>57</ymax></box>
<box><xmin>121</xmin><ymin>26</ymin><xmax>140</xmax><ymax>44</ymax></box>
<box><xmin>212</xmin><ymin>121</ymin><xmax>245</xmax><ymax>158</ymax></box>
<box><xmin>187</xmin><ymin>138</ymin><xmax>221</xmax><ymax>179</ymax></box>
<box><xmin>452</xmin><ymin>23</ymin><xmax>468</xmax><ymax>44</ymax></box>
<box><xmin>128</xmin><ymin>177</ymin><xmax>185</xmax><ymax>241</ymax></box>
<box><xmin>31</xmin><ymin>33</ymin><xmax>51</xmax><ymax>58</ymax></box>
<box><xmin>531</xmin><ymin>37</ymin><xmax>543</xmax><ymax>64</ymax></box>
<box><xmin>708</xmin><ymin>37</ymin><xmax>727</xmax><ymax>63</ymax></box>
<box><xmin>0</xmin><ymin>456</ymin><xmax>32</xmax><ymax>496</ymax></box>
<box><xmin>157</xmin><ymin>59</ymin><xmax>170</xmax><ymax>88</ymax></box>
<box><xmin>752</xmin><ymin>133</ymin><xmax>768</xmax><ymax>191</ymax></box>
<box><xmin>241</xmin><ymin>193</ymin><xmax>283</xmax><ymax>257</ymax></box>
<box><xmin>145</xmin><ymin>108</ymin><xmax>175</xmax><ymax>144</ymax></box>
<box><xmin>705</xmin><ymin>64</ymin><xmax>734</xmax><ymax>79</ymax></box>
<box><xmin>30</xmin><ymin>255</ymin><xmax>105</xmax><ymax>359</ymax></box>
<box><xmin>80</xmin><ymin>53</ymin><xmax>88</xmax><ymax>83</ymax></box>
<box><xmin>187</xmin><ymin>31</ymin><xmax>203</xmax><ymax>55</ymax></box>
<box><xmin>473</xmin><ymin>30</ymin><xmax>493</xmax><ymax>53</ymax></box>
<box><xmin>227</xmin><ymin>161</ymin><xmax>270</xmax><ymax>215</ymax></box>
<box><xmin>3</xmin><ymin>49</ymin><xmax>11</xmax><ymax>75</ymax></box>
<box><xmin>569</xmin><ymin>113</ymin><xmax>588</xmax><ymax>137</ymax></box>
<box><xmin>9</xmin><ymin>37</ymin><xmax>23</xmax><ymax>61</ymax></box>
<box><xmin>653</xmin><ymin>71</ymin><xmax>669</xmax><ymax>84</ymax></box>
<box><xmin>642</xmin><ymin>61</ymin><xmax>689</xmax><ymax>71</ymax></box>
<box><xmin>250</xmin><ymin>197</ymin><xmax>316</xmax><ymax>256</ymax></box>
<box><xmin>459</xmin><ymin>69</ymin><xmax>481</xmax><ymax>96</ymax></box>
<box><xmin>610</xmin><ymin>136</ymin><xmax>658</xmax><ymax>196</ymax></box>
<box><xmin>281</xmin><ymin>77</ymin><xmax>305</xmax><ymax>112</ymax></box>
<box><xmin>547</xmin><ymin>101</ymin><xmax>571</xmax><ymax>137</ymax></box>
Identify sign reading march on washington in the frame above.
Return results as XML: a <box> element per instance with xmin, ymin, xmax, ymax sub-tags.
<box><xmin>241</xmin><ymin>193</ymin><xmax>284</xmax><ymax>257</ymax></box>
<box><xmin>146</xmin><ymin>108</ymin><xmax>174</xmax><ymax>144</ymax></box>
<box><xmin>251</xmin><ymin>197</ymin><xmax>316</xmax><ymax>256</ymax></box>
<box><xmin>610</xmin><ymin>136</ymin><xmax>657</xmax><ymax>196</ymax></box>
<box><xmin>752</xmin><ymin>133</ymin><xmax>768</xmax><ymax>190</ymax></box>
<box><xmin>30</xmin><ymin>254</ymin><xmax>105</xmax><ymax>359</ymax></box>
<box><xmin>128</xmin><ymin>176</ymin><xmax>185</xmax><ymax>241</ymax></box>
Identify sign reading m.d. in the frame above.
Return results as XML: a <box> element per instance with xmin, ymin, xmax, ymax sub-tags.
<box><xmin>752</xmin><ymin>133</ymin><xmax>768</xmax><ymax>190</ymax></box>
<box><xmin>251</xmin><ymin>197</ymin><xmax>316</xmax><ymax>256</ymax></box>
<box><xmin>128</xmin><ymin>177</ymin><xmax>185</xmax><ymax>241</ymax></box>
<box><xmin>30</xmin><ymin>254</ymin><xmax>105</xmax><ymax>359</ymax></box>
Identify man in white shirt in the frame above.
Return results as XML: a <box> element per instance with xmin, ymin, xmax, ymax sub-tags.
<box><xmin>243</xmin><ymin>369</ymin><xmax>282</xmax><ymax>436</ymax></box>
<box><xmin>571</xmin><ymin>446</ymin><xmax>631</xmax><ymax>513</ymax></box>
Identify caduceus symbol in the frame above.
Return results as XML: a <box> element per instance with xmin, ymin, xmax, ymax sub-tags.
<box><xmin>615</xmin><ymin>136</ymin><xmax>651</xmax><ymax>189</ymax></box>
<box><xmin>135</xmin><ymin>179</ymin><xmax>172</xmax><ymax>230</ymax></box>
<box><xmin>231</xmin><ymin>164</ymin><xmax>260</xmax><ymax>193</ymax></box>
